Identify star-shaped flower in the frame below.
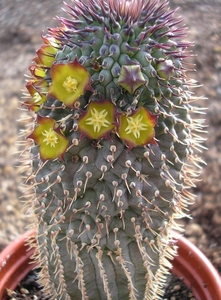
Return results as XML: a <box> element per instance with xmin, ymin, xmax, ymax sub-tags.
<box><xmin>125</xmin><ymin>114</ymin><xmax>148</xmax><ymax>138</ymax></box>
<box><xmin>86</xmin><ymin>108</ymin><xmax>110</xmax><ymax>132</ymax></box>
<box><xmin>118</xmin><ymin>65</ymin><xmax>146</xmax><ymax>94</ymax></box>
<box><xmin>78</xmin><ymin>100</ymin><xmax>116</xmax><ymax>140</ymax></box>
<box><xmin>27</xmin><ymin>115</ymin><xmax>68</xmax><ymax>161</ymax></box>
<box><xmin>117</xmin><ymin>107</ymin><xmax>158</xmax><ymax>149</ymax></box>
<box><xmin>48</xmin><ymin>58</ymin><xmax>93</xmax><ymax>107</ymax></box>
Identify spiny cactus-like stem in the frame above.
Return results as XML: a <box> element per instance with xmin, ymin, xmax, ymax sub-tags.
<box><xmin>20</xmin><ymin>0</ymin><xmax>206</xmax><ymax>299</ymax></box>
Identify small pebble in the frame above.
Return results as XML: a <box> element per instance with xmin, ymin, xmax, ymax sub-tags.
<box><xmin>19</xmin><ymin>287</ymin><xmax>29</xmax><ymax>294</ymax></box>
<box><xmin>172</xmin><ymin>284</ymin><xmax>181</xmax><ymax>291</ymax></box>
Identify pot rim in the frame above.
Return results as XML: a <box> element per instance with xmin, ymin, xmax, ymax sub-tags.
<box><xmin>0</xmin><ymin>231</ymin><xmax>220</xmax><ymax>300</ymax></box>
<box><xmin>172</xmin><ymin>235</ymin><xmax>221</xmax><ymax>300</ymax></box>
<box><xmin>0</xmin><ymin>230</ymin><xmax>36</xmax><ymax>300</ymax></box>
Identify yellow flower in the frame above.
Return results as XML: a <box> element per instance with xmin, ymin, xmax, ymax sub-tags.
<box><xmin>27</xmin><ymin>116</ymin><xmax>68</xmax><ymax>161</ymax></box>
<box><xmin>86</xmin><ymin>108</ymin><xmax>110</xmax><ymax>132</ymax></box>
<box><xmin>48</xmin><ymin>58</ymin><xmax>93</xmax><ymax>107</ymax></box>
<box><xmin>35</xmin><ymin>44</ymin><xmax>58</xmax><ymax>67</ymax></box>
<box><xmin>117</xmin><ymin>107</ymin><xmax>158</xmax><ymax>149</ymax></box>
<box><xmin>125</xmin><ymin>114</ymin><xmax>148</xmax><ymax>138</ymax></box>
<box><xmin>23</xmin><ymin>81</ymin><xmax>47</xmax><ymax>112</ymax></box>
<box><xmin>78</xmin><ymin>100</ymin><xmax>116</xmax><ymax>140</ymax></box>
<box><xmin>42</xmin><ymin>128</ymin><xmax>59</xmax><ymax>147</ymax></box>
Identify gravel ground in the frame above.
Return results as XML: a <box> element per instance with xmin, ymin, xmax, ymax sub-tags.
<box><xmin>0</xmin><ymin>0</ymin><xmax>221</xmax><ymax>278</ymax></box>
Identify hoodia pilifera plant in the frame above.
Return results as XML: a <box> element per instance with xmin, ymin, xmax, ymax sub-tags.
<box><xmin>20</xmin><ymin>0</ymin><xmax>206</xmax><ymax>299</ymax></box>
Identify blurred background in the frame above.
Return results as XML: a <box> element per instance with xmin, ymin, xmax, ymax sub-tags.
<box><xmin>0</xmin><ymin>0</ymin><xmax>221</xmax><ymax>274</ymax></box>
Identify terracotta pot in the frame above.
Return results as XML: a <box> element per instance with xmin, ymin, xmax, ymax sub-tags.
<box><xmin>0</xmin><ymin>230</ymin><xmax>36</xmax><ymax>300</ymax></box>
<box><xmin>172</xmin><ymin>235</ymin><xmax>221</xmax><ymax>300</ymax></box>
<box><xmin>0</xmin><ymin>231</ymin><xmax>220</xmax><ymax>300</ymax></box>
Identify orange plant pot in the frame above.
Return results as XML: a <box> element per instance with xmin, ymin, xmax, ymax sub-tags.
<box><xmin>0</xmin><ymin>230</ymin><xmax>36</xmax><ymax>300</ymax></box>
<box><xmin>172</xmin><ymin>235</ymin><xmax>221</xmax><ymax>300</ymax></box>
<box><xmin>0</xmin><ymin>231</ymin><xmax>220</xmax><ymax>300</ymax></box>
